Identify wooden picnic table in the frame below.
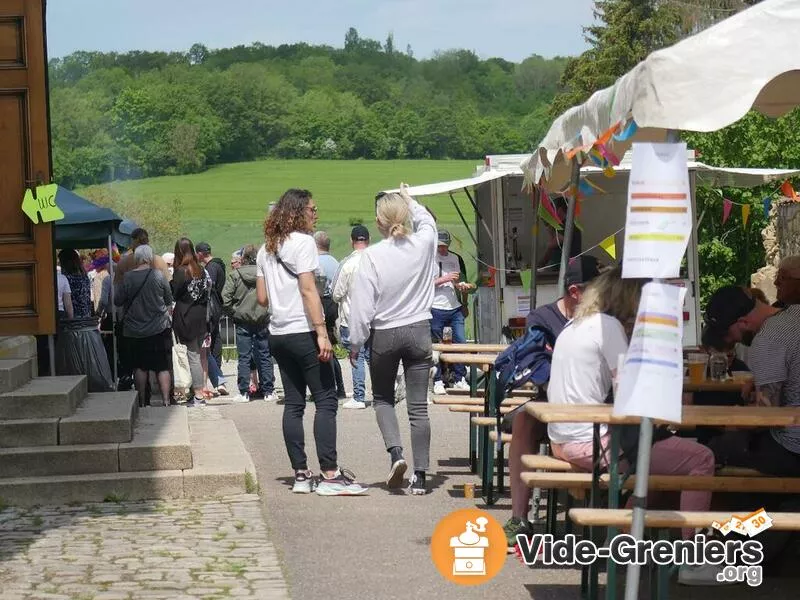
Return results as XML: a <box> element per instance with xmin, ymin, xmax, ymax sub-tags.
<box><xmin>683</xmin><ymin>377</ymin><xmax>750</xmax><ymax>393</ymax></box>
<box><xmin>525</xmin><ymin>403</ymin><xmax>800</xmax><ymax>427</ymax></box>
<box><xmin>432</xmin><ymin>343</ymin><xmax>506</xmax><ymax>353</ymax></box>
<box><xmin>438</xmin><ymin>353</ymin><xmax>497</xmax><ymax>368</ymax></box>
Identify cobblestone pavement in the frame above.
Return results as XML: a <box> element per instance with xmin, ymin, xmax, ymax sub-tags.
<box><xmin>0</xmin><ymin>494</ymin><xmax>289</xmax><ymax>600</ymax></box>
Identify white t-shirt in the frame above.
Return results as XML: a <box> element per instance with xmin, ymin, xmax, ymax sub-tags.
<box><xmin>433</xmin><ymin>251</ymin><xmax>464</xmax><ymax>310</ymax></box>
<box><xmin>256</xmin><ymin>232</ymin><xmax>322</xmax><ymax>336</ymax></box>
<box><xmin>547</xmin><ymin>312</ymin><xmax>629</xmax><ymax>444</ymax></box>
<box><xmin>57</xmin><ymin>272</ymin><xmax>71</xmax><ymax>311</ymax></box>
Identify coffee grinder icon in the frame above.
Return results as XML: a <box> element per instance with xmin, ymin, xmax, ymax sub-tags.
<box><xmin>450</xmin><ymin>517</ymin><xmax>489</xmax><ymax>576</ymax></box>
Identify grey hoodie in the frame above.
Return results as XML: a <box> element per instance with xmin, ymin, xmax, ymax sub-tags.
<box><xmin>221</xmin><ymin>264</ymin><xmax>270</xmax><ymax>326</ymax></box>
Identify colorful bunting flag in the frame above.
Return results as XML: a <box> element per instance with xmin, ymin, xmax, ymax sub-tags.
<box><xmin>575</xmin><ymin>200</ymin><xmax>582</xmax><ymax>218</ymax></box>
<box><xmin>540</xmin><ymin>190</ymin><xmax>562</xmax><ymax>224</ymax></box>
<box><xmin>782</xmin><ymin>181</ymin><xmax>798</xmax><ymax>201</ymax></box>
<box><xmin>538</xmin><ymin>202</ymin><xmax>563</xmax><ymax>231</ymax></box>
<box><xmin>596</xmin><ymin>143</ymin><xmax>621</xmax><ymax>166</ymax></box>
<box><xmin>613</xmin><ymin>119</ymin><xmax>638</xmax><ymax>142</ymax></box>
<box><xmin>722</xmin><ymin>198</ymin><xmax>732</xmax><ymax>225</ymax></box>
<box><xmin>600</xmin><ymin>234</ymin><xmax>617</xmax><ymax>260</ymax></box>
<box><xmin>742</xmin><ymin>204</ymin><xmax>751</xmax><ymax>229</ymax></box>
<box><xmin>763</xmin><ymin>197</ymin><xmax>772</xmax><ymax>219</ymax></box>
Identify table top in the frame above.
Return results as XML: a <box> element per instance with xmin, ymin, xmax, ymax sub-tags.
<box><xmin>432</xmin><ymin>343</ymin><xmax>506</xmax><ymax>353</ymax></box>
<box><xmin>438</xmin><ymin>353</ymin><xmax>497</xmax><ymax>367</ymax></box>
<box><xmin>525</xmin><ymin>403</ymin><xmax>800</xmax><ymax>427</ymax></box>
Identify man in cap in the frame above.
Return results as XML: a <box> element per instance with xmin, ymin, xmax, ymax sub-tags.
<box><xmin>503</xmin><ymin>255</ymin><xmax>602</xmax><ymax>548</ymax></box>
<box><xmin>332</xmin><ymin>225</ymin><xmax>372</xmax><ymax>409</ymax></box>
<box><xmin>703</xmin><ymin>285</ymin><xmax>800</xmax><ymax>477</ymax></box>
<box><xmin>431</xmin><ymin>230</ymin><xmax>471</xmax><ymax>395</ymax></box>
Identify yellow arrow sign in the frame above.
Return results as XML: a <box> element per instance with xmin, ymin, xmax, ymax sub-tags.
<box><xmin>21</xmin><ymin>184</ymin><xmax>64</xmax><ymax>223</ymax></box>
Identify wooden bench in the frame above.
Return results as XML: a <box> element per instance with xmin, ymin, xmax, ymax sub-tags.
<box><xmin>520</xmin><ymin>471</ymin><xmax>798</xmax><ymax>493</ymax></box>
<box><xmin>489</xmin><ymin>431</ymin><xmax>513</xmax><ymax>444</ymax></box>
<box><xmin>569</xmin><ymin>507</ymin><xmax>800</xmax><ymax>531</ymax></box>
<box><xmin>521</xmin><ymin>454</ymin><xmax>578</xmax><ymax>472</ymax></box>
<box><xmin>449</xmin><ymin>405</ymin><xmax>515</xmax><ymax>415</ymax></box>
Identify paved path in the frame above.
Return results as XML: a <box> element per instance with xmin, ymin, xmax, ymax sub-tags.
<box><xmin>0</xmin><ymin>494</ymin><xmax>288</xmax><ymax>600</ymax></box>
<box><xmin>222</xmin><ymin>358</ymin><xmax>800</xmax><ymax>600</ymax></box>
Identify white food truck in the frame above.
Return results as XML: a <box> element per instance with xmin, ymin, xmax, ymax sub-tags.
<box><xmin>388</xmin><ymin>151</ymin><xmax>797</xmax><ymax>348</ymax></box>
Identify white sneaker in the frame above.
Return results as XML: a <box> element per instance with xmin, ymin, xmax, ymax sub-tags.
<box><xmin>230</xmin><ymin>393</ymin><xmax>250</xmax><ymax>404</ymax></box>
<box><xmin>678</xmin><ymin>563</ymin><xmax>735</xmax><ymax>586</ymax></box>
<box><xmin>343</xmin><ymin>399</ymin><xmax>366</xmax><ymax>409</ymax></box>
<box><xmin>433</xmin><ymin>381</ymin><xmax>446</xmax><ymax>395</ymax></box>
<box><xmin>453</xmin><ymin>378</ymin><xmax>470</xmax><ymax>391</ymax></box>
<box><xmin>263</xmin><ymin>392</ymin><xmax>279</xmax><ymax>402</ymax></box>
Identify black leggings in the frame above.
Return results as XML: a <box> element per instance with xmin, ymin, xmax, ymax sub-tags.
<box><xmin>269</xmin><ymin>331</ymin><xmax>338</xmax><ymax>472</ymax></box>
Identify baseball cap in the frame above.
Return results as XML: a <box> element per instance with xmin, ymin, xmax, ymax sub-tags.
<box><xmin>704</xmin><ymin>286</ymin><xmax>756</xmax><ymax>340</ymax></box>
<box><xmin>351</xmin><ymin>225</ymin><xmax>370</xmax><ymax>242</ymax></box>
<box><xmin>196</xmin><ymin>242</ymin><xmax>211</xmax><ymax>254</ymax></box>
<box><xmin>565</xmin><ymin>255</ymin><xmax>601</xmax><ymax>287</ymax></box>
<box><xmin>438</xmin><ymin>230</ymin><xmax>451</xmax><ymax>246</ymax></box>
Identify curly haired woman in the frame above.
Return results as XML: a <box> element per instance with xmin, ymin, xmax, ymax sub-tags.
<box><xmin>256</xmin><ymin>189</ymin><xmax>367</xmax><ymax>496</ymax></box>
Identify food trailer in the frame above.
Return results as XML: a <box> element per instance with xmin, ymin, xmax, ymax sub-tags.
<box><xmin>388</xmin><ymin>152</ymin><xmax>798</xmax><ymax>347</ymax></box>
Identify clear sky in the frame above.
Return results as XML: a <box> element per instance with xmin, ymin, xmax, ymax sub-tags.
<box><xmin>45</xmin><ymin>0</ymin><xmax>595</xmax><ymax>62</ymax></box>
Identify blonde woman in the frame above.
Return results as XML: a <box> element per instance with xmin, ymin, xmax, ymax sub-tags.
<box><xmin>547</xmin><ymin>267</ymin><xmax>724</xmax><ymax>586</ymax></box>
<box><xmin>349</xmin><ymin>188</ymin><xmax>436</xmax><ymax>495</ymax></box>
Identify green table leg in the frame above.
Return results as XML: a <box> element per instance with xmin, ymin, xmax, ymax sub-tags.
<box><xmin>481</xmin><ymin>367</ymin><xmax>496</xmax><ymax>505</ymax></box>
<box><xmin>469</xmin><ymin>366</ymin><xmax>477</xmax><ymax>473</ymax></box>
<box><xmin>587</xmin><ymin>423</ymin><xmax>601</xmax><ymax>600</ymax></box>
<box><xmin>656</xmin><ymin>530</ymin><xmax>672</xmax><ymax>600</ymax></box>
<box><xmin>605</xmin><ymin>426</ymin><xmax>621</xmax><ymax>600</ymax></box>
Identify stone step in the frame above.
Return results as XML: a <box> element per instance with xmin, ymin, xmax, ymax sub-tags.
<box><xmin>0</xmin><ymin>391</ymin><xmax>139</xmax><ymax>448</ymax></box>
<box><xmin>0</xmin><ymin>376</ymin><xmax>87</xmax><ymax>419</ymax></box>
<box><xmin>0</xmin><ymin>416</ymin><xmax>257</xmax><ymax>506</ymax></box>
<box><xmin>0</xmin><ymin>406</ymin><xmax>192</xmax><ymax>478</ymax></box>
<box><xmin>0</xmin><ymin>358</ymin><xmax>34</xmax><ymax>393</ymax></box>
<box><xmin>119</xmin><ymin>406</ymin><xmax>192</xmax><ymax>472</ymax></box>
<box><xmin>59</xmin><ymin>391</ymin><xmax>138</xmax><ymax>445</ymax></box>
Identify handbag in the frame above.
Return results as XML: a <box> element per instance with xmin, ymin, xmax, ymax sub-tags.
<box><xmin>171</xmin><ymin>331</ymin><xmax>192</xmax><ymax>390</ymax></box>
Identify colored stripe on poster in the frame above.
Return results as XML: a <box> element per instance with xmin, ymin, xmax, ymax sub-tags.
<box><xmin>626</xmin><ymin>358</ymin><xmax>680</xmax><ymax>369</ymax></box>
<box><xmin>630</xmin><ymin>193</ymin><xmax>687</xmax><ymax>200</ymax></box>
<box><xmin>630</xmin><ymin>207</ymin><xmax>688</xmax><ymax>214</ymax></box>
<box><xmin>628</xmin><ymin>233</ymin><xmax>685</xmax><ymax>242</ymax></box>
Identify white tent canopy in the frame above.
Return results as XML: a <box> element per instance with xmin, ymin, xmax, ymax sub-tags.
<box><xmin>522</xmin><ymin>0</ymin><xmax>800</xmax><ymax>191</ymax></box>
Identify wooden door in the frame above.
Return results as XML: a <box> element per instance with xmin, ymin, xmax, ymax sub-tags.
<box><xmin>0</xmin><ymin>0</ymin><xmax>55</xmax><ymax>335</ymax></box>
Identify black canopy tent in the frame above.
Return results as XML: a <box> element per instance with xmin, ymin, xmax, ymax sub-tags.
<box><xmin>53</xmin><ymin>186</ymin><xmax>133</xmax><ymax>250</ymax></box>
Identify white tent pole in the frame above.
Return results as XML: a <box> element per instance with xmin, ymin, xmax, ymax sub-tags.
<box><xmin>108</xmin><ymin>234</ymin><xmax>118</xmax><ymax>385</ymax></box>
<box><xmin>623</xmin><ymin>130</ymin><xmax>680</xmax><ymax>599</ymax></box>
<box><xmin>558</xmin><ymin>159</ymin><xmax>581</xmax><ymax>296</ymax></box>
<box><xmin>529</xmin><ymin>186</ymin><xmax>541</xmax><ymax>309</ymax></box>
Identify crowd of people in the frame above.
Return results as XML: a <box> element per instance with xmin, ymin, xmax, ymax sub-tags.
<box><xmin>495</xmin><ymin>252</ymin><xmax>800</xmax><ymax>586</ymax></box>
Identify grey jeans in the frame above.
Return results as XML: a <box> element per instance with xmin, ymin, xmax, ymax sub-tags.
<box><xmin>369</xmin><ymin>321</ymin><xmax>433</xmax><ymax>472</ymax></box>
<box><xmin>184</xmin><ymin>337</ymin><xmax>205</xmax><ymax>392</ymax></box>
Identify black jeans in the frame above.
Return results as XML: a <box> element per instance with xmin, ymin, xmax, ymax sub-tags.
<box><xmin>269</xmin><ymin>331</ymin><xmax>338</xmax><ymax>472</ymax></box>
<box><xmin>235</xmin><ymin>323</ymin><xmax>274</xmax><ymax>395</ymax></box>
<box><xmin>709</xmin><ymin>429</ymin><xmax>800</xmax><ymax>477</ymax></box>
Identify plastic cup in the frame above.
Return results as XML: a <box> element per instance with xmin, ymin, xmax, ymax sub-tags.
<box><xmin>687</xmin><ymin>353</ymin><xmax>708</xmax><ymax>383</ymax></box>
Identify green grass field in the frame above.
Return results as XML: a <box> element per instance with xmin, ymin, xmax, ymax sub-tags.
<box><xmin>89</xmin><ymin>159</ymin><xmax>481</xmax><ymax>275</ymax></box>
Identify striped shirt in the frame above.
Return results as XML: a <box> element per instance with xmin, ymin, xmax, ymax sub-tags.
<box><xmin>748</xmin><ymin>305</ymin><xmax>800</xmax><ymax>453</ymax></box>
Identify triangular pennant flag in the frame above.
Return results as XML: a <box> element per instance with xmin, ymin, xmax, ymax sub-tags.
<box><xmin>596</xmin><ymin>143</ymin><xmax>621</xmax><ymax>166</ymax></box>
<box><xmin>584</xmin><ymin>178</ymin><xmax>607</xmax><ymax>194</ymax></box>
<box><xmin>782</xmin><ymin>180</ymin><xmax>798</xmax><ymax>201</ymax></box>
<box><xmin>599</xmin><ymin>234</ymin><xmax>616</xmax><ymax>260</ymax></box>
<box><xmin>742</xmin><ymin>204</ymin><xmax>751</xmax><ymax>229</ymax></box>
<box><xmin>575</xmin><ymin>199</ymin><xmax>582</xmax><ymax>218</ymax></box>
<box><xmin>722</xmin><ymin>198</ymin><xmax>732</xmax><ymax>225</ymax></box>
<box><xmin>540</xmin><ymin>190</ymin><xmax>562</xmax><ymax>224</ymax></box>
<box><xmin>538</xmin><ymin>202</ymin><xmax>563</xmax><ymax>231</ymax></box>
<box><xmin>613</xmin><ymin>119</ymin><xmax>638</xmax><ymax>142</ymax></box>
<box><xmin>763</xmin><ymin>197</ymin><xmax>772</xmax><ymax>219</ymax></box>
<box><xmin>578</xmin><ymin>179</ymin><xmax>595</xmax><ymax>198</ymax></box>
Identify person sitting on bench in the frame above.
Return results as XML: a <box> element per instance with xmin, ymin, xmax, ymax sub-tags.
<box><xmin>502</xmin><ymin>255</ymin><xmax>601</xmax><ymax>548</ymax></box>
<box><xmin>547</xmin><ymin>266</ymin><xmax>724</xmax><ymax>586</ymax></box>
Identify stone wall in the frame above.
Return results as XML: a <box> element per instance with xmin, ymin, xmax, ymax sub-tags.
<box><xmin>751</xmin><ymin>198</ymin><xmax>799</xmax><ymax>303</ymax></box>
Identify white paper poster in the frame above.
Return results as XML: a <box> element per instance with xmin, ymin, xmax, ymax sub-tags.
<box><xmin>613</xmin><ymin>282</ymin><xmax>687</xmax><ymax>422</ymax></box>
<box><xmin>622</xmin><ymin>143</ymin><xmax>692</xmax><ymax>279</ymax></box>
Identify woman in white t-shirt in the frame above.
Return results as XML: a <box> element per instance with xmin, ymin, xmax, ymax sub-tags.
<box><xmin>547</xmin><ymin>267</ymin><xmax>725</xmax><ymax>585</ymax></box>
<box><xmin>256</xmin><ymin>189</ymin><xmax>366</xmax><ymax>497</ymax></box>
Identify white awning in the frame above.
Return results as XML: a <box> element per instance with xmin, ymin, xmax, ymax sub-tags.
<box><xmin>521</xmin><ymin>0</ymin><xmax>800</xmax><ymax>191</ymax></box>
<box><xmin>381</xmin><ymin>169</ymin><xmax>510</xmax><ymax>198</ymax></box>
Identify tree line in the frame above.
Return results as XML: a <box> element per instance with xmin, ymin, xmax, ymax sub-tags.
<box><xmin>49</xmin><ymin>29</ymin><xmax>567</xmax><ymax>188</ymax></box>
